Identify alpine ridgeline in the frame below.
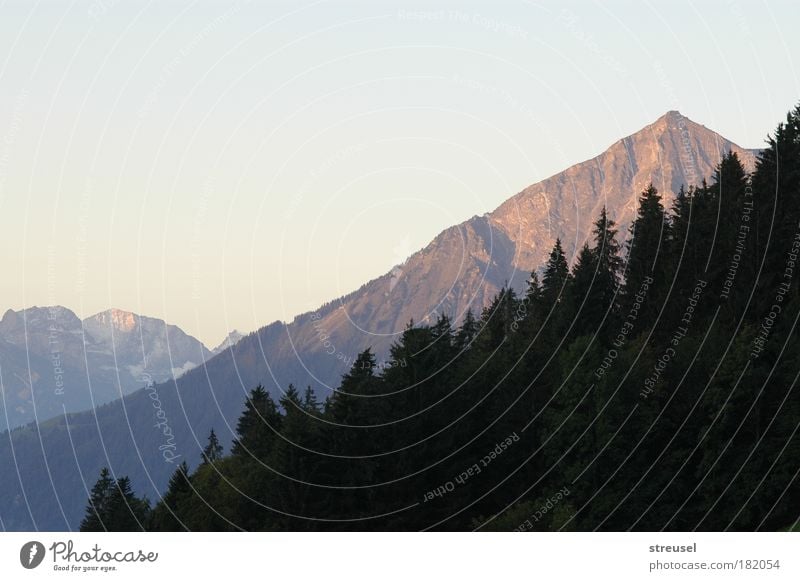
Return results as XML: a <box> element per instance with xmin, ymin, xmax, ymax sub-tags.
<box><xmin>0</xmin><ymin>307</ymin><xmax>212</xmax><ymax>430</ymax></box>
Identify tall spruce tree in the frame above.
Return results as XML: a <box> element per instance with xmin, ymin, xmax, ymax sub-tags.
<box><xmin>104</xmin><ymin>476</ymin><xmax>149</xmax><ymax>531</ymax></box>
<box><xmin>540</xmin><ymin>238</ymin><xmax>572</xmax><ymax>338</ymax></box>
<box><xmin>148</xmin><ymin>461</ymin><xmax>191</xmax><ymax>531</ymax></box>
<box><xmin>80</xmin><ymin>467</ymin><xmax>114</xmax><ymax>532</ymax></box>
<box><xmin>231</xmin><ymin>385</ymin><xmax>281</xmax><ymax>459</ymax></box>
<box><xmin>455</xmin><ymin>308</ymin><xmax>480</xmax><ymax>352</ymax></box>
<box><xmin>591</xmin><ymin>207</ymin><xmax>623</xmax><ymax>326</ymax></box>
<box><xmin>567</xmin><ymin>243</ymin><xmax>600</xmax><ymax>331</ymax></box>
<box><xmin>201</xmin><ymin>428</ymin><xmax>224</xmax><ymax>465</ymax></box>
<box><xmin>623</xmin><ymin>184</ymin><xmax>669</xmax><ymax>329</ymax></box>
<box><xmin>541</xmin><ymin>238</ymin><xmax>570</xmax><ymax>308</ymax></box>
<box><xmin>81</xmin><ymin>470</ymin><xmax>149</xmax><ymax>532</ymax></box>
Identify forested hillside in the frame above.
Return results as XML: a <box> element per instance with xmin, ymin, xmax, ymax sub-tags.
<box><xmin>84</xmin><ymin>105</ymin><xmax>800</xmax><ymax>532</ymax></box>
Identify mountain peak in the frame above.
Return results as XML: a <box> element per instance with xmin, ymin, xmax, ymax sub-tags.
<box><xmin>489</xmin><ymin>112</ymin><xmax>757</xmax><ymax>273</ymax></box>
<box><xmin>211</xmin><ymin>329</ymin><xmax>246</xmax><ymax>355</ymax></box>
<box><xmin>0</xmin><ymin>306</ymin><xmax>82</xmax><ymax>333</ymax></box>
<box><xmin>86</xmin><ymin>308</ymin><xmax>139</xmax><ymax>332</ymax></box>
<box><xmin>644</xmin><ymin>110</ymin><xmax>701</xmax><ymax>135</ymax></box>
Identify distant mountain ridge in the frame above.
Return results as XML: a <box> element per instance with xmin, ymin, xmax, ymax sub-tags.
<box><xmin>211</xmin><ymin>330</ymin><xmax>245</xmax><ymax>355</ymax></box>
<box><xmin>0</xmin><ymin>306</ymin><xmax>213</xmax><ymax>430</ymax></box>
<box><xmin>0</xmin><ymin>111</ymin><xmax>759</xmax><ymax>530</ymax></box>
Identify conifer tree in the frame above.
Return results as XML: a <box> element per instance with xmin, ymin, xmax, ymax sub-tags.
<box><xmin>541</xmin><ymin>238</ymin><xmax>570</xmax><ymax>308</ymax></box>
<box><xmin>201</xmin><ymin>428</ymin><xmax>223</xmax><ymax>465</ymax></box>
<box><xmin>623</xmin><ymin>184</ymin><xmax>669</xmax><ymax>328</ymax></box>
<box><xmin>567</xmin><ymin>243</ymin><xmax>599</xmax><ymax>330</ymax></box>
<box><xmin>592</xmin><ymin>206</ymin><xmax>623</xmax><ymax>316</ymax></box>
<box><xmin>231</xmin><ymin>385</ymin><xmax>281</xmax><ymax>459</ymax></box>
<box><xmin>80</xmin><ymin>467</ymin><xmax>114</xmax><ymax>531</ymax></box>
<box><xmin>81</xmin><ymin>470</ymin><xmax>149</xmax><ymax>531</ymax></box>
<box><xmin>455</xmin><ymin>308</ymin><xmax>480</xmax><ymax>351</ymax></box>
<box><xmin>149</xmin><ymin>461</ymin><xmax>191</xmax><ymax>531</ymax></box>
<box><xmin>539</xmin><ymin>238</ymin><xmax>572</xmax><ymax>339</ymax></box>
<box><xmin>104</xmin><ymin>476</ymin><xmax>149</xmax><ymax>531</ymax></box>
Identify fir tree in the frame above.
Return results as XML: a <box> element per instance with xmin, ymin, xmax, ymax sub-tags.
<box><xmin>455</xmin><ymin>308</ymin><xmax>480</xmax><ymax>351</ymax></box>
<box><xmin>104</xmin><ymin>476</ymin><xmax>149</xmax><ymax>531</ymax></box>
<box><xmin>81</xmin><ymin>470</ymin><xmax>149</xmax><ymax>532</ymax></box>
<box><xmin>201</xmin><ymin>428</ymin><xmax>224</xmax><ymax>465</ymax></box>
<box><xmin>79</xmin><ymin>467</ymin><xmax>114</xmax><ymax>532</ymax></box>
<box><xmin>541</xmin><ymin>238</ymin><xmax>570</xmax><ymax>308</ymax></box>
<box><xmin>231</xmin><ymin>385</ymin><xmax>281</xmax><ymax>459</ymax></box>
<box><xmin>623</xmin><ymin>184</ymin><xmax>669</xmax><ymax>329</ymax></box>
<box><xmin>149</xmin><ymin>461</ymin><xmax>191</xmax><ymax>531</ymax></box>
<box><xmin>592</xmin><ymin>206</ymin><xmax>623</xmax><ymax>317</ymax></box>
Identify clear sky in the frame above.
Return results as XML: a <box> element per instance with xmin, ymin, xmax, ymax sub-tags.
<box><xmin>0</xmin><ymin>0</ymin><xmax>798</xmax><ymax>347</ymax></box>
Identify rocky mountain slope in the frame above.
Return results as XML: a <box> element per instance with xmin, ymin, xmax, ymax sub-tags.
<box><xmin>490</xmin><ymin>110</ymin><xmax>757</xmax><ymax>270</ymax></box>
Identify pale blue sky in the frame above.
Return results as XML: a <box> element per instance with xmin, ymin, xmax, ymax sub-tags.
<box><xmin>0</xmin><ymin>0</ymin><xmax>797</xmax><ymax>346</ymax></box>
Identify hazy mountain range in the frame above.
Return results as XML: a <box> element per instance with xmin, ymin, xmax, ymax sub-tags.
<box><xmin>0</xmin><ymin>307</ymin><xmax>245</xmax><ymax>431</ymax></box>
<box><xmin>0</xmin><ymin>111</ymin><xmax>759</xmax><ymax>530</ymax></box>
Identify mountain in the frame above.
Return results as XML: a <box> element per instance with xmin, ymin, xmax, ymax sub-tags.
<box><xmin>222</xmin><ymin>111</ymin><xmax>756</xmax><ymax>393</ymax></box>
<box><xmin>491</xmin><ymin>110</ymin><xmax>758</xmax><ymax>269</ymax></box>
<box><xmin>0</xmin><ymin>111</ymin><xmax>758</xmax><ymax>530</ymax></box>
<box><xmin>0</xmin><ymin>307</ymin><xmax>212</xmax><ymax>430</ymax></box>
<box><xmin>211</xmin><ymin>330</ymin><xmax>246</xmax><ymax>356</ymax></box>
<box><xmin>81</xmin><ymin>308</ymin><xmax>212</xmax><ymax>380</ymax></box>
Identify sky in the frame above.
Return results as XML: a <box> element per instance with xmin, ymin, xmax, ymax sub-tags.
<box><xmin>0</xmin><ymin>0</ymin><xmax>798</xmax><ymax>347</ymax></box>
